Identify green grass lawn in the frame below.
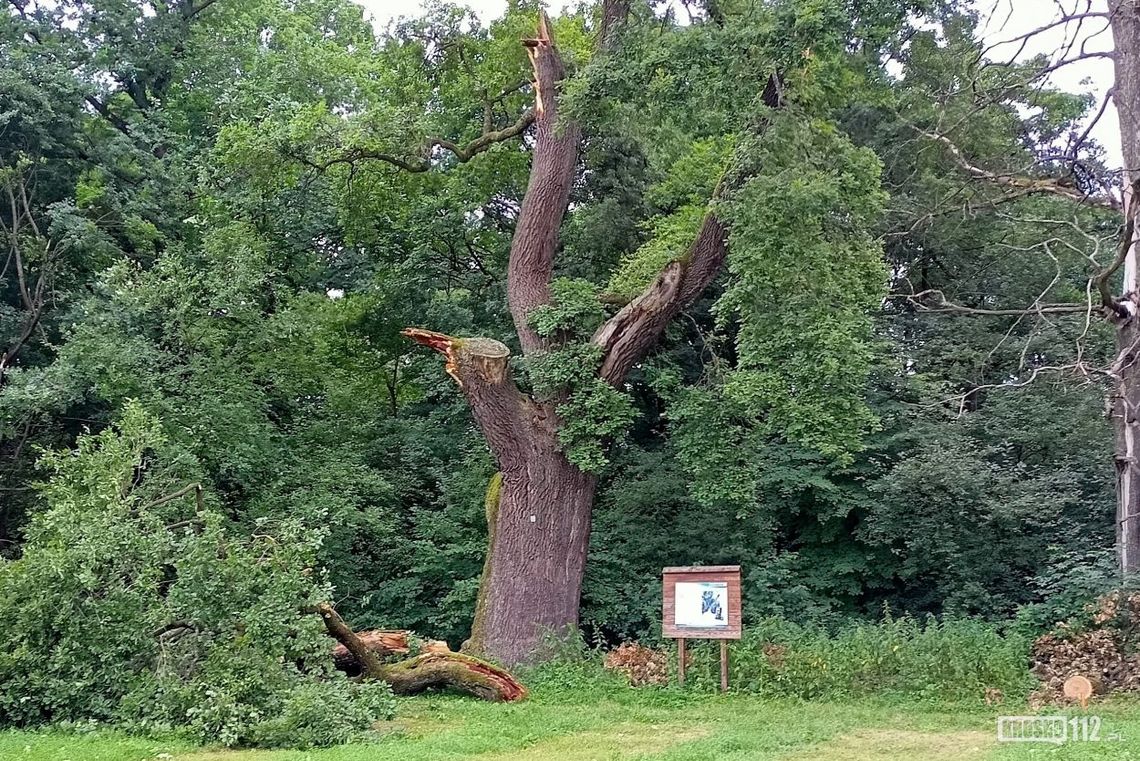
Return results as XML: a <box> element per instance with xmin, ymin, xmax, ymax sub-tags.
<box><xmin>4</xmin><ymin>688</ymin><xmax>1139</xmax><ymax>761</ymax></box>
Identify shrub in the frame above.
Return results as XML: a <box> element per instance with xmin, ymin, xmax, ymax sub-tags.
<box><xmin>0</xmin><ymin>402</ymin><xmax>394</xmax><ymax>747</ymax></box>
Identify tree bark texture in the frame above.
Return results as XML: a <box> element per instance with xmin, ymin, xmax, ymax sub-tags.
<box><xmin>1109</xmin><ymin>0</ymin><xmax>1140</xmax><ymax>575</ymax></box>
<box><xmin>1111</xmin><ymin>318</ymin><xmax>1140</xmax><ymax>576</ymax></box>
<box><xmin>401</xmin><ymin>329</ymin><xmax>599</xmax><ymax>665</ymax></box>
<box><xmin>465</xmin><ymin>440</ymin><xmax>597</xmax><ymax>664</ymax></box>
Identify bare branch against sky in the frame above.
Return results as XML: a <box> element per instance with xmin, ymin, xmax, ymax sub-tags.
<box><xmin>358</xmin><ymin>0</ymin><xmax>1122</xmax><ymax>167</ymax></box>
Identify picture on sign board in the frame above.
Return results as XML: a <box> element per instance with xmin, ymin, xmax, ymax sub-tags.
<box><xmin>674</xmin><ymin>581</ymin><xmax>729</xmax><ymax>628</ymax></box>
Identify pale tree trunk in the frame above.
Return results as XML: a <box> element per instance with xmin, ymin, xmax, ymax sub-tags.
<box><xmin>1112</xmin><ymin>318</ymin><xmax>1140</xmax><ymax>575</ymax></box>
<box><xmin>400</xmin><ymin>0</ymin><xmax>774</xmax><ymax>664</ymax></box>
<box><xmin>1109</xmin><ymin>0</ymin><xmax>1140</xmax><ymax>575</ymax></box>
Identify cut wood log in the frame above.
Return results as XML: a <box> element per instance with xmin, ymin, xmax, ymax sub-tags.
<box><xmin>1063</xmin><ymin>674</ymin><xmax>1096</xmax><ymax>708</ymax></box>
<box><xmin>312</xmin><ymin>602</ymin><xmax>527</xmax><ymax>702</ymax></box>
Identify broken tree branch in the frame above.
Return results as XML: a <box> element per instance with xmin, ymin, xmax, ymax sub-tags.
<box><xmin>331</xmin><ymin>630</ymin><xmax>409</xmax><ymax>671</ymax></box>
<box><xmin>592</xmin><ymin>215</ymin><xmax>729</xmax><ymax>384</ymax></box>
<box><xmin>590</xmin><ymin>73</ymin><xmax>783</xmax><ymax>385</ymax></box>
<box><xmin>311</xmin><ymin>602</ymin><xmax>527</xmax><ymax>702</ymax></box>
<box><xmin>314</xmin><ymin>602</ymin><xmax>386</xmax><ymax>677</ymax></box>
<box><xmin>912</xmin><ymin>125</ymin><xmax>1121</xmax><ymax>211</ymax></box>
<box><xmin>400</xmin><ymin>328</ymin><xmax>537</xmax><ymax>464</ymax></box>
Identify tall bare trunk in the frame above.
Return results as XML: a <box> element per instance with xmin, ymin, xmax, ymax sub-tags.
<box><xmin>1112</xmin><ymin>320</ymin><xmax>1140</xmax><ymax>575</ymax></box>
<box><xmin>1110</xmin><ymin>0</ymin><xmax>1140</xmax><ymax>575</ymax></box>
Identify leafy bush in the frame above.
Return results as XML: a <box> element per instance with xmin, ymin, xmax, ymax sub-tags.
<box><xmin>247</xmin><ymin>681</ymin><xmax>396</xmax><ymax>749</ymax></box>
<box><xmin>0</xmin><ymin>402</ymin><xmax>394</xmax><ymax>747</ymax></box>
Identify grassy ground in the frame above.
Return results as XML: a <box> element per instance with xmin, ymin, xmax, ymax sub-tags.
<box><xmin>5</xmin><ymin>685</ymin><xmax>1140</xmax><ymax>761</ymax></box>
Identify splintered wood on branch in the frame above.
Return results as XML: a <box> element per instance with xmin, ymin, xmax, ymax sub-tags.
<box><xmin>400</xmin><ymin>328</ymin><xmax>510</xmax><ymax>388</ymax></box>
<box><xmin>313</xmin><ymin>603</ymin><xmax>527</xmax><ymax>702</ymax></box>
<box><xmin>399</xmin><ymin>328</ymin><xmax>534</xmax><ymax>466</ymax></box>
<box><xmin>331</xmin><ymin>630</ymin><xmax>409</xmax><ymax>672</ymax></box>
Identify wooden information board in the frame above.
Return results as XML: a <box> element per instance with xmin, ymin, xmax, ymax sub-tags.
<box><xmin>662</xmin><ymin>565</ymin><xmax>741</xmax><ymax>690</ymax></box>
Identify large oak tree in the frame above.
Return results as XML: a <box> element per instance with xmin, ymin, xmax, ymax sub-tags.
<box><xmin>398</xmin><ymin>0</ymin><xmax>894</xmax><ymax>664</ymax></box>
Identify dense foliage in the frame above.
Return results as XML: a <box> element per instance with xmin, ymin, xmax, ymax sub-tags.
<box><xmin>0</xmin><ymin>0</ymin><xmax>1125</xmax><ymax>744</ymax></box>
<box><xmin>0</xmin><ymin>404</ymin><xmax>394</xmax><ymax>746</ymax></box>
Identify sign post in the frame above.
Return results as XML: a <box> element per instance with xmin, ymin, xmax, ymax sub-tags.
<box><xmin>662</xmin><ymin>565</ymin><xmax>741</xmax><ymax>691</ymax></box>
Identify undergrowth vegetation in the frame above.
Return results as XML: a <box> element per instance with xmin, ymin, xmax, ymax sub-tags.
<box><xmin>528</xmin><ymin>616</ymin><xmax>1034</xmax><ymax>705</ymax></box>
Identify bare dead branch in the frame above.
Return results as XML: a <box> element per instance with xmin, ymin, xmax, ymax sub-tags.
<box><xmin>1096</xmin><ymin>216</ymin><xmax>1137</xmax><ymax>315</ymax></box>
<box><xmin>900</xmin><ymin>289</ymin><xmax>1092</xmax><ymax>316</ymax></box>
<box><xmin>912</xmin><ymin>125</ymin><xmax>1121</xmax><ymax>210</ymax></box>
<box><xmin>140</xmin><ymin>483</ymin><xmax>205</xmax><ymax>513</ymax></box>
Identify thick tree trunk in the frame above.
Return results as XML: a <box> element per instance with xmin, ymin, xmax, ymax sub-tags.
<box><xmin>1110</xmin><ymin>0</ymin><xmax>1140</xmax><ymax>575</ymax></box>
<box><xmin>465</xmin><ymin>439</ymin><xmax>597</xmax><ymax>665</ymax></box>
<box><xmin>401</xmin><ymin>329</ymin><xmax>597</xmax><ymax>665</ymax></box>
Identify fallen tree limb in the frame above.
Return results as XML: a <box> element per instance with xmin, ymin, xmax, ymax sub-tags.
<box><xmin>380</xmin><ymin>652</ymin><xmax>528</xmax><ymax>702</ymax></box>
<box><xmin>311</xmin><ymin>602</ymin><xmax>527</xmax><ymax>702</ymax></box>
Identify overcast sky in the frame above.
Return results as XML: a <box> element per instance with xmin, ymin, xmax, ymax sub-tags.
<box><xmin>358</xmin><ymin>0</ymin><xmax>1121</xmax><ymax>167</ymax></box>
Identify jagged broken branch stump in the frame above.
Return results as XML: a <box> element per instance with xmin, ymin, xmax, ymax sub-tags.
<box><xmin>331</xmin><ymin>629</ymin><xmax>409</xmax><ymax>672</ymax></box>
<box><xmin>313</xmin><ymin>602</ymin><xmax>527</xmax><ymax>702</ymax></box>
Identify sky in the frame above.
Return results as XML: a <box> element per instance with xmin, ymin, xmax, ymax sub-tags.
<box><xmin>358</xmin><ymin>0</ymin><xmax>1122</xmax><ymax>168</ymax></box>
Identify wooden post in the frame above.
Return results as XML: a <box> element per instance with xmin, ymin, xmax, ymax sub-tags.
<box><xmin>677</xmin><ymin>638</ymin><xmax>686</xmax><ymax>686</ymax></box>
<box><xmin>720</xmin><ymin>640</ymin><xmax>728</xmax><ymax>692</ymax></box>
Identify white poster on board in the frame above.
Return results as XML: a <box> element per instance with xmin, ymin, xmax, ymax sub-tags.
<box><xmin>674</xmin><ymin>581</ymin><xmax>728</xmax><ymax>628</ymax></box>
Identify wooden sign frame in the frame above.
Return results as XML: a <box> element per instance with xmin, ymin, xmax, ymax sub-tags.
<box><xmin>662</xmin><ymin>565</ymin><xmax>741</xmax><ymax>691</ymax></box>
